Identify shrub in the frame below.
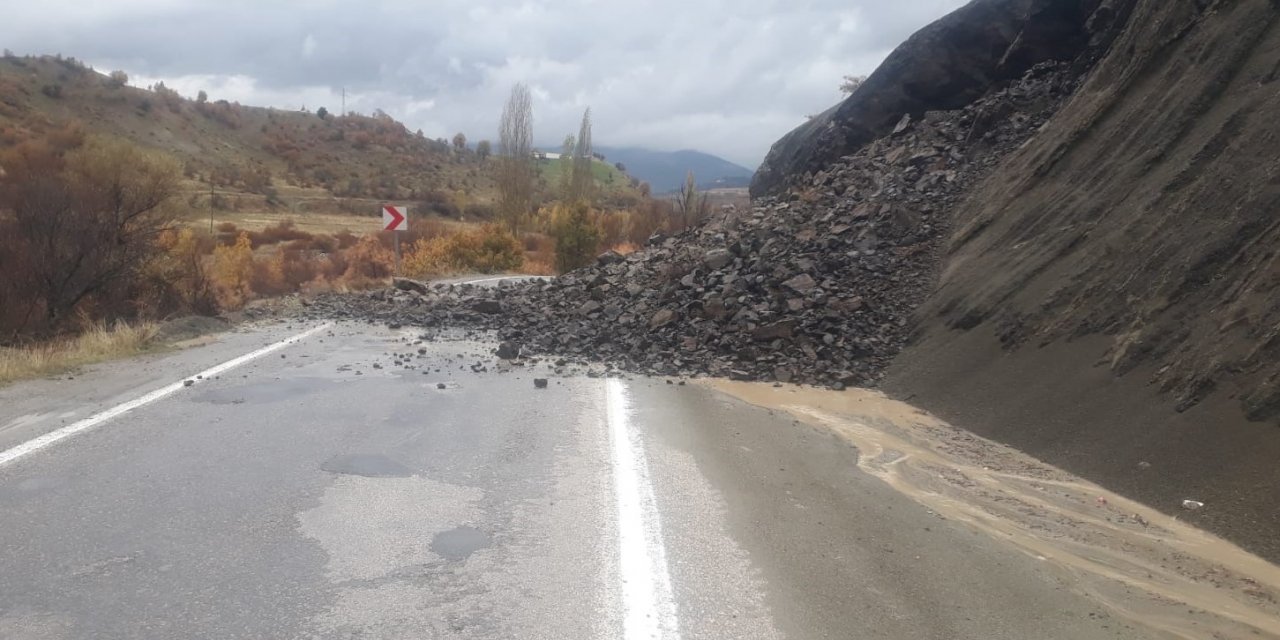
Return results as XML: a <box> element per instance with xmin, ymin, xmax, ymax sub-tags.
<box><xmin>464</xmin><ymin>203</ymin><xmax>496</xmax><ymax>220</ymax></box>
<box><xmin>247</xmin><ymin>220</ymin><xmax>312</xmax><ymax>248</ymax></box>
<box><xmin>551</xmin><ymin>201</ymin><xmax>600</xmax><ymax>274</ymax></box>
<box><xmin>403</xmin><ymin>225</ymin><xmax>523</xmax><ymax>278</ymax></box>
<box><xmin>333</xmin><ymin>230</ymin><xmax>360</xmax><ymax>250</ymax></box>
<box><xmin>211</xmin><ymin>233</ymin><xmax>254</xmax><ymax>309</ymax></box>
<box><xmin>145</xmin><ymin>228</ymin><xmax>217</xmax><ymax>315</ymax></box>
<box><xmin>0</xmin><ymin>135</ymin><xmax>181</xmax><ymax>331</ymax></box>
<box><xmin>341</xmin><ymin>234</ymin><xmax>395</xmax><ymax>287</ymax></box>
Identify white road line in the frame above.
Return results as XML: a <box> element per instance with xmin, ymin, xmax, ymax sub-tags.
<box><xmin>606</xmin><ymin>378</ymin><xmax>681</xmax><ymax>640</ymax></box>
<box><xmin>0</xmin><ymin>322</ymin><xmax>334</xmax><ymax>468</ymax></box>
<box><xmin>459</xmin><ymin>275</ymin><xmax>515</xmax><ymax>285</ymax></box>
<box><xmin>455</xmin><ymin>275</ymin><xmax>551</xmax><ymax>286</ymax></box>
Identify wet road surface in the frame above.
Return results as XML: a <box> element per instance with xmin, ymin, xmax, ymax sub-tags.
<box><xmin>0</xmin><ymin>320</ymin><xmax>1160</xmax><ymax>639</ymax></box>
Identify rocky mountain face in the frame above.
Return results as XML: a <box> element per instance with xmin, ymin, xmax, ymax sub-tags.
<box><xmin>309</xmin><ymin>63</ymin><xmax>1080</xmax><ymax>389</ymax></box>
<box><xmin>750</xmin><ymin>0</ymin><xmax>1134</xmax><ymax>198</ymax></box>
<box><xmin>885</xmin><ymin>0</ymin><xmax>1280</xmax><ymax>561</ymax></box>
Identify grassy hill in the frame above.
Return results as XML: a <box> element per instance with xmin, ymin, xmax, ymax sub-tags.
<box><xmin>534</xmin><ymin>154</ymin><xmax>639</xmax><ymax>207</ymax></box>
<box><xmin>0</xmin><ymin>53</ymin><xmax>639</xmax><ymax>220</ymax></box>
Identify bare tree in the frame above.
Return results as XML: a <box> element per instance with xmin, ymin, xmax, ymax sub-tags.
<box><xmin>476</xmin><ymin>139</ymin><xmax>491</xmax><ymax>160</ymax></box>
<box><xmin>673</xmin><ymin>171</ymin><xmax>709</xmax><ymax>231</ymax></box>
<box><xmin>570</xmin><ymin>108</ymin><xmax>594</xmax><ymax>204</ymax></box>
<box><xmin>452</xmin><ymin>132</ymin><xmax>467</xmax><ymax>151</ymax></box>
<box><xmin>496</xmin><ymin>83</ymin><xmax>534</xmax><ymax>234</ymax></box>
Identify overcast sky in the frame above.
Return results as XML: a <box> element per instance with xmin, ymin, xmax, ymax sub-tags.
<box><xmin>2</xmin><ymin>0</ymin><xmax>966</xmax><ymax>168</ymax></box>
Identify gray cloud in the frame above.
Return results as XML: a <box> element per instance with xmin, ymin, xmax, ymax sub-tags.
<box><xmin>2</xmin><ymin>0</ymin><xmax>967</xmax><ymax>167</ymax></box>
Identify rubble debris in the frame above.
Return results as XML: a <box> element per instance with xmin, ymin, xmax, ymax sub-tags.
<box><xmin>307</xmin><ymin>63</ymin><xmax>1079</xmax><ymax>388</ymax></box>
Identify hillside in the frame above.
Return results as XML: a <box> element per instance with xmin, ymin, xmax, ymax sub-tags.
<box><xmin>532</xmin><ymin>153</ymin><xmax>640</xmax><ymax>207</ymax></box>
<box><xmin>0</xmin><ymin>55</ymin><xmax>493</xmax><ymax>208</ymax></box>
<box><xmin>594</xmin><ymin>146</ymin><xmax>753</xmax><ymax>193</ymax></box>
<box><xmin>883</xmin><ymin>0</ymin><xmax>1280</xmax><ymax>561</ymax></box>
<box><xmin>752</xmin><ymin>0</ymin><xmax>1280</xmax><ymax>561</ymax></box>
<box><xmin>0</xmin><ymin>54</ymin><xmax>639</xmax><ymax>215</ymax></box>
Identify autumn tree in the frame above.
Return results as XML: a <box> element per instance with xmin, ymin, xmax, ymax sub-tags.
<box><xmin>570</xmin><ymin>108</ymin><xmax>594</xmax><ymax>204</ymax></box>
<box><xmin>107</xmin><ymin>70</ymin><xmax>129</xmax><ymax>88</ymax></box>
<box><xmin>452</xmin><ymin>132</ymin><xmax>467</xmax><ymax>151</ymax></box>
<box><xmin>496</xmin><ymin>83</ymin><xmax>534</xmax><ymax>234</ymax></box>
<box><xmin>0</xmin><ymin>136</ymin><xmax>181</xmax><ymax>328</ymax></box>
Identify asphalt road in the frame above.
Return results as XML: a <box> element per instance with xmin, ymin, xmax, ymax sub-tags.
<box><xmin>0</xmin><ymin>319</ymin><xmax>1155</xmax><ymax>639</ymax></box>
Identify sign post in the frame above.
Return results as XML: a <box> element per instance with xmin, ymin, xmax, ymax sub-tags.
<box><xmin>382</xmin><ymin>204</ymin><xmax>409</xmax><ymax>275</ymax></box>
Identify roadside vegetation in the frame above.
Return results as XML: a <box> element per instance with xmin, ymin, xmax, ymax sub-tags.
<box><xmin>0</xmin><ymin>321</ymin><xmax>159</xmax><ymax>385</ymax></box>
<box><xmin>0</xmin><ymin>58</ymin><xmax>718</xmax><ymax>380</ymax></box>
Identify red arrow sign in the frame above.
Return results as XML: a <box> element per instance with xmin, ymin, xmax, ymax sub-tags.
<box><xmin>382</xmin><ymin>205</ymin><xmax>407</xmax><ymax>231</ymax></box>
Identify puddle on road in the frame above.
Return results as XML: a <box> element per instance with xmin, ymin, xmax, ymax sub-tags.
<box><xmin>430</xmin><ymin>526</ymin><xmax>491</xmax><ymax>562</ymax></box>
<box><xmin>706</xmin><ymin>380</ymin><xmax>1280</xmax><ymax>640</ymax></box>
<box><xmin>321</xmin><ymin>454</ymin><xmax>414</xmax><ymax>478</ymax></box>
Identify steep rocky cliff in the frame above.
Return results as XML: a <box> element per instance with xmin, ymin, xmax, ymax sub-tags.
<box><xmin>750</xmin><ymin>0</ymin><xmax>1133</xmax><ymax>198</ymax></box>
<box><xmin>886</xmin><ymin>0</ymin><xmax>1280</xmax><ymax>561</ymax></box>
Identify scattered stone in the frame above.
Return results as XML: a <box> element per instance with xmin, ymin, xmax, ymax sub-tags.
<box><xmin>393</xmin><ymin>277</ymin><xmax>431</xmax><ymax>295</ymax></box>
<box><xmin>597</xmin><ymin>250</ymin><xmax>625</xmax><ymax>266</ymax></box>
<box><xmin>703</xmin><ymin>248</ymin><xmax>733</xmax><ymax>270</ymax></box>
<box><xmin>752</xmin><ymin>321</ymin><xmax>795</xmax><ymax>342</ymax></box>
<box><xmin>782</xmin><ymin>273</ymin><xmax>817</xmax><ymax>293</ymax></box>
<box><xmin>437</xmin><ymin>383</ymin><xmax>447</xmax><ymax>389</ymax></box>
<box><xmin>471</xmin><ymin>300</ymin><xmax>503</xmax><ymax>314</ymax></box>
<box><xmin>496</xmin><ymin>342</ymin><xmax>520</xmax><ymax>359</ymax></box>
<box><xmin>649</xmin><ymin>309</ymin><xmax>677</xmax><ymax>330</ymax></box>
<box><xmin>183</xmin><ymin>380</ymin><xmax>194</xmax><ymax>387</ymax></box>
<box><xmin>533</xmin><ymin>378</ymin><xmax>549</xmax><ymax>389</ymax></box>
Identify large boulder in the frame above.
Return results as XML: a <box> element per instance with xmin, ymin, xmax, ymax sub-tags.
<box><xmin>750</xmin><ymin>0</ymin><xmax>1134</xmax><ymax>198</ymax></box>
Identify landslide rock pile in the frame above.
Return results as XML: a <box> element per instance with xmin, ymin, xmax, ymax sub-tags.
<box><xmin>310</xmin><ymin>63</ymin><xmax>1081</xmax><ymax>388</ymax></box>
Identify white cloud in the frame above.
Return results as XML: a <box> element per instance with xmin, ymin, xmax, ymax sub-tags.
<box><xmin>4</xmin><ymin>0</ymin><xmax>968</xmax><ymax>167</ymax></box>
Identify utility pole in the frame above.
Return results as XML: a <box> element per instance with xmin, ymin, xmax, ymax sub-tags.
<box><xmin>209</xmin><ymin>182</ymin><xmax>214</xmax><ymax>234</ymax></box>
<box><xmin>341</xmin><ymin>87</ymin><xmax>346</xmax><ymax>116</ymax></box>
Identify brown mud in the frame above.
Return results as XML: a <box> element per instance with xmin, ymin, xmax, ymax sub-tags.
<box><xmin>708</xmin><ymin>380</ymin><xmax>1280</xmax><ymax>640</ymax></box>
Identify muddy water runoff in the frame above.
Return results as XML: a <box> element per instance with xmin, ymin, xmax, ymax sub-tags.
<box><xmin>706</xmin><ymin>380</ymin><xmax>1280</xmax><ymax>640</ymax></box>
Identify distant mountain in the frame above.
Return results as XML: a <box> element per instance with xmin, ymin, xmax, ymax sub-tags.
<box><xmin>593</xmin><ymin>147</ymin><xmax>754</xmax><ymax>193</ymax></box>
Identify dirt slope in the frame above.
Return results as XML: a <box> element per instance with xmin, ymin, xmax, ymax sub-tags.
<box><xmin>886</xmin><ymin>0</ymin><xmax>1280</xmax><ymax>561</ymax></box>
